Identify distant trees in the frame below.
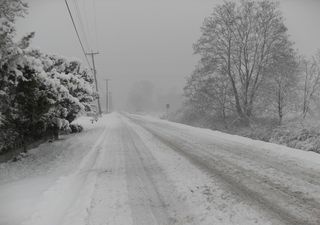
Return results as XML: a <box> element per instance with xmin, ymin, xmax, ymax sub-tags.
<box><xmin>0</xmin><ymin>0</ymin><xmax>97</xmax><ymax>153</ymax></box>
<box><xmin>184</xmin><ymin>62</ymin><xmax>232</xmax><ymax>124</ymax></box>
<box><xmin>186</xmin><ymin>0</ymin><xmax>298</xmax><ymax>125</ymax></box>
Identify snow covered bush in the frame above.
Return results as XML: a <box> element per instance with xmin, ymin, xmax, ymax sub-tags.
<box><xmin>43</xmin><ymin>53</ymin><xmax>98</xmax><ymax>123</ymax></box>
<box><xmin>0</xmin><ymin>0</ymin><xmax>97</xmax><ymax>154</ymax></box>
<box><xmin>270</xmin><ymin>121</ymin><xmax>320</xmax><ymax>153</ymax></box>
<box><xmin>0</xmin><ymin>50</ymin><xmax>97</xmax><ymax>143</ymax></box>
<box><xmin>69</xmin><ymin>124</ymin><xmax>83</xmax><ymax>133</ymax></box>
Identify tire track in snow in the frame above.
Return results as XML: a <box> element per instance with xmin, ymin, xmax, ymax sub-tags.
<box><xmin>22</xmin><ymin>121</ymin><xmax>109</xmax><ymax>225</ymax></box>
<box><xmin>85</xmin><ymin>117</ymin><xmax>133</xmax><ymax>225</ymax></box>
<box><xmin>120</xmin><ymin>117</ymin><xmax>194</xmax><ymax>225</ymax></box>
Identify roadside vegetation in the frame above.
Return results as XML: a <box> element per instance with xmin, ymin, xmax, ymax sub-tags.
<box><xmin>176</xmin><ymin>0</ymin><xmax>320</xmax><ymax>153</ymax></box>
<box><xmin>0</xmin><ymin>1</ymin><xmax>97</xmax><ymax>155</ymax></box>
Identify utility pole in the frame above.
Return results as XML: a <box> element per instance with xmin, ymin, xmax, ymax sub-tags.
<box><xmin>109</xmin><ymin>91</ymin><xmax>112</xmax><ymax>112</ymax></box>
<box><xmin>86</xmin><ymin>51</ymin><xmax>102</xmax><ymax>115</ymax></box>
<box><xmin>104</xmin><ymin>79</ymin><xmax>110</xmax><ymax>113</ymax></box>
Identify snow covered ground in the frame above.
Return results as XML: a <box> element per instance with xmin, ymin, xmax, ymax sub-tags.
<box><xmin>0</xmin><ymin>116</ymin><xmax>107</xmax><ymax>225</ymax></box>
<box><xmin>1</xmin><ymin>112</ymin><xmax>320</xmax><ymax>225</ymax></box>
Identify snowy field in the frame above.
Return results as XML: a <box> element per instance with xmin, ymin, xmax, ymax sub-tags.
<box><xmin>1</xmin><ymin>112</ymin><xmax>320</xmax><ymax>225</ymax></box>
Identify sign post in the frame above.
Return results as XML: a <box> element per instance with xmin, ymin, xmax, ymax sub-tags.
<box><xmin>166</xmin><ymin>103</ymin><xmax>170</xmax><ymax>119</ymax></box>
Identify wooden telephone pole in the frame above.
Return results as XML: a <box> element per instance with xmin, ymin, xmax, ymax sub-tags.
<box><xmin>104</xmin><ymin>79</ymin><xmax>110</xmax><ymax>113</ymax></box>
<box><xmin>109</xmin><ymin>91</ymin><xmax>112</xmax><ymax>112</ymax></box>
<box><xmin>86</xmin><ymin>51</ymin><xmax>102</xmax><ymax>115</ymax></box>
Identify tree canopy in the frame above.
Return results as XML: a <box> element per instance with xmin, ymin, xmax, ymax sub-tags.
<box><xmin>188</xmin><ymin>0</ymin><xmax>297</xmax><ymax>124</ymax></box>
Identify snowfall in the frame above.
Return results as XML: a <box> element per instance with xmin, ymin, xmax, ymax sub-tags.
<box><xmin>1</xmin><ymin>112</ymin><xmax>320</xmax><ymax>225</ymax></box>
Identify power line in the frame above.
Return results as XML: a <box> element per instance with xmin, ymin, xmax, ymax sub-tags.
<box><xmin>92</xmin><ymin>0</ymin><xmax>99</xmax><ymax>51</ymax></box>
<box><xmin>64</xmin><ymin>0</ymin><xmax>91</xmax><ymax>68</ymax></box>
<box><xmin>82</xmin><ymin>0</ymin><xmax>92</xmax><ymax>48</ymax></box>
<box><xmin>65</xmin><ymin>0</ymin><xmax>102</xmax><ymax>116</ymax></box>
<box><xmin>72</xmin><ymin>0</ymin><xmax>91</xmax><ymax>51</ymax></box>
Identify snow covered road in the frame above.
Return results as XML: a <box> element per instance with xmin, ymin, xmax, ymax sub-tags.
<box><xmin>126</xmin><ymin>113</ymin><xmax>320</xmax><ymax>225</ymax></box>
<box><xmin>1</xmin><ymin>112</ymin><xmax>320</xmax><ymax>225</ymax></box>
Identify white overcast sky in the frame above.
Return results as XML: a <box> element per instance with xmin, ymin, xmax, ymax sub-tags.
<box><xmin>17</xmin><ymin>0</ymin><xmax>320</xmax><ymax>109</ymax></box>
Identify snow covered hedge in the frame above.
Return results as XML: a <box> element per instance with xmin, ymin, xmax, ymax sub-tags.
<box><xmin>270</xmin><ymin>122</ymin><xmax>320</xmax><ymax>153</ymax></box>
<box><xmin>0</xmin><ymin>0</ymin><xmax>97</xmax><ymax>154</ymax></box>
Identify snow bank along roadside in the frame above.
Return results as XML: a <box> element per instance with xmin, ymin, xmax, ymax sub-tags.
<box><xmin>0</xmin><ymin>116</ymin><xmax>107</xmax><ymax>225</ymax></box>
<box><xmin>0</xmin><ymin>116</ymin><xmax>104</xmax><ymax>184</ymax></box>
<box><xmin>126</xmin><ymin>113</ymin><xmax>320</xmax><ymax>170</ymax></box>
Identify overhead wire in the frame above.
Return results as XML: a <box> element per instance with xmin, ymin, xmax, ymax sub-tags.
<box><xmin>82</xmin><ymin>0</ymin><xmax>92</xmax><ymax>50</ymax></box>
<box><xmin>72</xmin><ymin>0</ymin><xmax>91</xmax><ymax>51</ymax></box>
<box><xmin>92</xmin><ymin>0</ymin><xmax>99</xmax><ymax>51</ymax></box>
<box><xmin>64</xmin><ymin>0</ymin><xmax>92</xmax><ymax>68</ymax></box>
<box><xmin>79</xmin><ymin>0</ymin><xmax>99</xmax><ymax>52</ymax></box>
<box><xmin>65</xmin><ymin>0</ymin><xmax>102</xmax><ymax>114</ymax></box>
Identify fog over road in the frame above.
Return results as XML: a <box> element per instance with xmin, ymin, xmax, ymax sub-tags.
<box><xmin>1</xmin><ymin>113</ymin><xmax>320</xmax><ymax>225</ymax></box>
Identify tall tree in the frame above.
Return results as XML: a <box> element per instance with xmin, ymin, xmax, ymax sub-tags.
<box><xmin>193</xmin><ymin>0</ymin><xmax>293</xmax><ymax>124</ymax></box>
<box><xmin>184</xmin><ymin>62</ymin><xmax>232</xmax><ymax>123</ymax></box>
<box><xmin>0</xmin><ymin>0</ymin><xmax>29</xmax><ymax>150</ymax></box>
<box><xmin>265</xmin><ymin>46</ymin><xmax>299</xmax><ymax>124</ymax></box>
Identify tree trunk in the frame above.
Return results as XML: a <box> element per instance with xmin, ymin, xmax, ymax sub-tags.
<box><xmin>226</xmin><ymin>38</ymin><xmax>246</xmax><ymax>122</ymax></box>
<box><xmin>221</xmin><ymin>107</ymin><xmax>228</xmax><ymax>129</ymax></box>
<box><xmin>49</xmin><ymin>124</ymin><xmax>59</xmax><ymax>140</ymax></box>
<box><xmin>53</xmin><ymin>126</ymin><xmax>59</xmax><ymax>140</ymax></box>
<box><xmin>278</xmin><ymin>98</ymin><xmax>283</xmax><ymax>125</ymax></box>
<box><xmin>277</xmin><ymin>87</ymin><xmax>283</xmax><ymax>125</ymax></box>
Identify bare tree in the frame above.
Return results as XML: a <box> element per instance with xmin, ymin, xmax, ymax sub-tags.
<box><xmin>301</xmin><ymin>52</ymin><xmax>320</xmax><ymax>118</ymax></box>
<box><xmin>184</xmin><ymin>62</ymin><xmax>233</xmax><ymax>125</ymax></box>
<box><xmin>193</xmin><ymin>0</ymin><xmax>293</xmax><ymax>124</ymax></box>
<box><xmin>265</xmin><ymin>46</ymin><xmax>299</xmax><ymax>125</ymax></box>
